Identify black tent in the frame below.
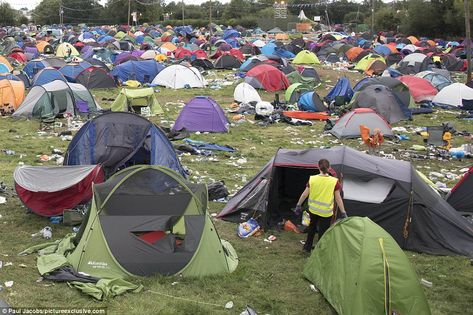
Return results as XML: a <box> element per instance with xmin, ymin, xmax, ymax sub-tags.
<box><xmin>85</xmin><ymin>58</ymin><xmax>110</xmax><ymax>72</ymax></box>
<box><xmin>76</xmin><ymin>66</ymin><xmax>116</xmax><ymax>89</ymax></box>
<box><xmin>191</xmin><ymin>58</ymin><xmax>214</xmax><ymax>70</ymax></box>
<box><xmin>447</xmin><ymin>166</ymin><xmax>473</xmax><ymax>215</ymax></box>
<box><xmin>218</xmin><ymin>146</ymin><xmax>473</xmax><ymax>256</ymax></box>
<box><xmin>214</xmin><ymin>54</ymin><xmax>242</xmax><ymax>70</ymax></box>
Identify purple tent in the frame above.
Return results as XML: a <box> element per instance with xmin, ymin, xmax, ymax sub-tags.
<box><xmin>173</xmin><ymin>96</ymin><xmax>229</xmax><ymax>133</ymax></box>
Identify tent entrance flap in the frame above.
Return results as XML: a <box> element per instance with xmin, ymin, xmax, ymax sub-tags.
<box><xmin>267</xmin><ymin>166</ymin><xmax>319</xmax><ymax>225</ymax></box>
<box><xmin>343</xmin><ymin>177</ymin><xmax>395</xmax><ymax>204</ymax></box>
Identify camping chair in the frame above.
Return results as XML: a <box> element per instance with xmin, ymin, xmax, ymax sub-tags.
<box><xmin>424</xmin><ymin>126</ymin><xmax>452</xmax><ymax>158</ymax></box>
<box><xmin>360</xmin><ymin>125</ymin><xmax>384</xmax><ymax>155</ymax></box>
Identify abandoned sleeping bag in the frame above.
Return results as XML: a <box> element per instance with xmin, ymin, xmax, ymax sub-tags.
<box><xmin>14</xmin><ymin>165</ymin><xmax>104</xmax><ymax>216</ymax></box>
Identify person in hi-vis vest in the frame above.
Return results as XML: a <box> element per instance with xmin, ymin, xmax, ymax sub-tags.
<box><xmin>295</xmin><ymin>159</ymin><xmax>347</xmax><ymax>253</ymax></box>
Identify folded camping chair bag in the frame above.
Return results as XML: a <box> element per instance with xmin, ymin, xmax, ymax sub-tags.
<box><xmin>14</xmin><ymin>165</ymin><xmax>104</xmax><ymax>217</ymax></box>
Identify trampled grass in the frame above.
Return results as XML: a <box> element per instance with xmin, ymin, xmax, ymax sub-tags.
<box><xmin>0</xmin><ymin>67</ymin><xmax>472</xmax><ymax>314</ymax></box>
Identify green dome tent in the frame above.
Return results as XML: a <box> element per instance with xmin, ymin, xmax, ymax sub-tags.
<box><xmin>292</xmin><ymin>50</ymin><xmax>320</xmax><ymax>65</ymax></box>
<box><xmin>304</xmin><ymin>217</ymin><xmax>431</xmax><ymax>315</ymax></box>
<box><xmin>67</xmin><ymin>165</ymin><xmax>238</xmax><ymax>278</ymax></box>
<box><xmin>110</xmin><ymin>87</ymin><xmax>163</xmax><ymax>116</ymax></box>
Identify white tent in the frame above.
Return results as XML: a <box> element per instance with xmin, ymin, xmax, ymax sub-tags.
<box><xmin>432</xmin><ymin>82</ymin><xmax>473</xmax><ymax>107</ymax></box>
<box><xmin>151</xmin><ymin>65</ymin><xmax>206</xmax><ymax>89</ymax></box>
<box><xmin>298</xmin><ymin>10</ymin><xmax>308</xmax><ymax>20</ymax></box>
<box><xmin>233</xmin><ymin>82</ymin><xmax>262</xmax><ymax>103</ymax></box>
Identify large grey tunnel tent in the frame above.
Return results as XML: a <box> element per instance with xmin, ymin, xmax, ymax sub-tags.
<box><xmin>218</xmin><ymin>146</ymin><xmax>473</xmax><ymax>256</ymax></box>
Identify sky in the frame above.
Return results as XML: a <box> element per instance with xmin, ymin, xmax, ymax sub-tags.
<box><xmin>4</xmin><ymin>0</ymin><xmax>232</xmax><ymax>10</ymax></box>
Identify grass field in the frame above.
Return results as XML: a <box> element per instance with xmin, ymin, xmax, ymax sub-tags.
<box><xmin>0</xmin><ymin>67</ymin><xmax>472</xmax><ymax>315</ymax></box>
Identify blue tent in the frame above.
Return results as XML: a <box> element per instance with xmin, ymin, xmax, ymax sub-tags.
<box><xmin>64</xmin><ymin>111</ymin><xmax>186</xmax><ymax>177</ymax></box>
<box><xmin>31</xmin><ymin>68</ymin><xmax>67</xmax><ymax>87</ymax></box>
<box><xmin>24</xmin><ymin>60</ymin><xmax>51</xmax><ymax>79</ymax></box>
<box><xmin>298</xmin><ymin>91</ymin><xmax>326</xmax><ymax>112</ymax></box>
<box><xmin>325</xmin><ymin>77</ymin><xmax>354</xmax><ymax>103</ymax></box>
<box><xmin>224</xmin><ymin>29</ymin><xmax>240</xmax><ymax>40</ymax></box>
<box><xmin>261</xmin><ymin>43</ymin><xmax>277</xmax><ymax>56</ymax></box>
<box><xmin>373</xmin><ymin>45</ymin><xmax>392</xmax><ymax>56</ymax></box>
<box><xmin>135</xmin><ymin>35</ymin><xmax>145</xmax><ymax>44</ymax></box>
<box><xmin>97</xmin><ymin>35</ymin><xmax>114</xmax><ymax>44</ymax></box>
<box><xmin>274</xmin><ymin>46</ymin><xmax>295</xmax><ymax>59</ymax></box>
<box><xmin>0</xmin><ymin>63</ymin><xmax>9</xmax><ymax>73</ymax></box>
<box><xmin>59</xmin><ymin>63</ymin><xmax>89</xmax><ymax>82</ymax></box>
<box><xmin>226</xmin><ymin>38</ymin><xmax>240</xmax><ymax>48</ymax></box>
<box><xmin>111</xmin><ymin>60</ymin><xmax>164</xmax><ymax>84</ymax></box>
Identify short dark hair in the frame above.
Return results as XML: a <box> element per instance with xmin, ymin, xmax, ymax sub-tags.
<box><xmin>318</xmin><ymin>159</ymin><xmax>330</xmax><ymax>174</ymax></box>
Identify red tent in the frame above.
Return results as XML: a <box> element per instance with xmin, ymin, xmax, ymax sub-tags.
<box><xmin>14</xmin><ymin>165</ymin><xmax>104</xmax><ymax>217</ymax></box>
<box><xmin>397</xmin><ymin>75</ymin><xmax>438</xmax><ymax>102</ymax></box>
<box><xmin>174</xmin><ymin>47</ymin><xmax>192</xmax><ymax>59</ymax></box>
<box><xmin>229</xmin><ymin>48</ymin><xmax>245</xmax><ymax>62</ymax></box>
<box><xmin>245</xmin><ymin>64</ymin><xmax>289</xmax><ymax>92</ymax></box>
<box><xmin>192</xmin><ymin>49</ymin><xmax>208</xmax><ymax>59</ymax></box>
<box><xmin>9</xmin><ymin>52</ymin><xmax>27</xmax><ymax>63</ymax></box>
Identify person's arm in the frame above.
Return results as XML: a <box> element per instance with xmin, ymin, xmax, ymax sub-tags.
<box><xmin>334</xmin><ymin>190</ymin><xmax>347</xmax><ymax>216</ymax></box>
<box><xmin>296</xmin><ymin>187</ymin><xmax>310</xmax><ymax>207</ymax></box>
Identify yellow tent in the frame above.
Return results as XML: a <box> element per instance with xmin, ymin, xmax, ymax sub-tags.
<box><xmin>55</xmin><ymin>43</ymin><xmax>80</xmax><ymax>58</ymax></box>
<box><xmin>0</xmin><ymin>79</ymin><xmax>25</xmax><ymax>110</ymax></box>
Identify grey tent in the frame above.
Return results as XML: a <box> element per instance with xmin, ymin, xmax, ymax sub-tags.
<box><xmin>353</xmin><ymin>76</ymin><xmax>415</xmax><ymax>110</ymax></box>
<box><xmin>350</xmin><ymin>84</ymin><xmax>412</xmax><ymax>123</ymax></box>
<box><xmin>218</xmin><ymin>146</ymin><xmax>473</xmax><ymax>256</ymax></box>
<box><xmin>397</xmin><ymin>53</ymin><xmax>432</xmax><ymax>74</ymax></box>
<box><xmin>13</xmin><ymin>80</ymin><xmax>100</xmax><ymax>119</ymax></box>
<box><xmin>330</xmin><ymin>108</ymin><xmax>393</xmax><ymax>139</ymax></box>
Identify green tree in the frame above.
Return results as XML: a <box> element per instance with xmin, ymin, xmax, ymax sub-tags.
<box><xmin>32</xmin><ymin>0</ymin><xmax>61</xmax><ymax>25</ymax></box>
<box><xmin>373</xmin><ymin>6</ymin><xmax>400</xmax><ymax>32</ymax></box>
<box><xmin>0</xmin><ymin>3</ymin><xmax>19</xmax><ymax>26</ymax></box>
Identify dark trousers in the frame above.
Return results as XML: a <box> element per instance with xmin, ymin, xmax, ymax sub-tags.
<box><xmin>304</xmin><ymin>212</ymin><xmax>332</xmax><ymax>251</ymax></box>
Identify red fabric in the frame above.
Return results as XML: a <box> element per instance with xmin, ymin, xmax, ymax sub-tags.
<box><xmin>283</xmin><ymin>111</ymin><xmax>329</xmax><ymax>121</ymax></box>
<box><xmin>15</xmin><ymin>165</ymin><xmax>105</xmax><ymax>217</ymax></box>
<box><xmin>245</xmin><ymin>64</ymin><xmax>289</xmax><ymax>92</ymax></box>
<box><xmin>397</xmin><ymin>75</ymin><xmax>438</xmax><ymax>103</ymax></box>
<box><xmin>9</xmin><ymin>52</ymin><xmax>27</xmax><ymax>63</ymax></box>
<box><xmin>192</xmin><ymin>50</ymin><xmax>208</xmax><ymax>59</ymax></box>
<box><xmin>229</xmin><ymin>48</ymin><xmax>245</xmax><ymax>61</ymax></box>
<box><xmin>138</xmin><ymin>231</ymin><xmax>166</xmax><ymax>244</ymax></box>
<box><xmin>174</xmin><ymin>47</ymin><xmax>192</xmax><ymax>59</ymax></box>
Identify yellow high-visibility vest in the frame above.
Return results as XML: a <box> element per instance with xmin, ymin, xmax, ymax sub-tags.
<box><xmin>308</xmin><ymin>175</ymin><xmax>338</xmax><ymax>217</ymax></box>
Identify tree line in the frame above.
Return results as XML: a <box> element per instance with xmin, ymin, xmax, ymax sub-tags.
<box><xmin>4</xmin><ymin>0</ymin><xmax>467</xmax><ymax>38</ymax></box>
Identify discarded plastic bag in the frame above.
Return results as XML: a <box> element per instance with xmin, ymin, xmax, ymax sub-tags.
<box><xmin>237</xmin><ymin>218</ymin><xmax>260</xmax><ymax>238</ymax></box>
<box><xmin>302</xmin><ymin>211</ymin><xmax>310</xmax><ymax>227</ymax></box>
<box><xmin>283</xmin><ymin>220</ymin><xmax>301</xmax><ymax>234</ymax></box>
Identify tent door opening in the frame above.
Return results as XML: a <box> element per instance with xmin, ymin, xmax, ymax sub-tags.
<box><xmin>267</xmin><ymin>166</ymin><xmax>320</xmax><ymax>226</ymax></box>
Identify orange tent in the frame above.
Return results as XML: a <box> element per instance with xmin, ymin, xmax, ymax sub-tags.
<box><xmin>0</xmin><ymin>79</ymin><xmax>25</xmax><ymax>110</ymax></box>
<box><xmin>407</xmin><ymin>36</ymin><xmax>419</xmax><ymax>44</ymax></box>
<box><xmin>36</xmin><ymin>41</ymin><xmax>50</xmax><ymax>53</ymax></box>
<box><xmin>427</xmin><ymin>40</ymin><xmax>436</xmax><ymax>47</ymax></box>
<box><xmin>160</xmin><ymin>42</ymin><xmax>177</xmax><ymax>51</ymax></box>
<box><xmin>0</xmin><ymin>56</ymin><xmax>13</xmax><ymax>72</ymax></box>
<box><xmin>386</xmin><ymin>43</ymin><xmax>398</xmax><ymax>53</ymax></box>
<box><xmin>275</xmin><ymin>33</ymin><xmax>289</xmax><ymax>40</ymax></box>
<box><xmin>345</xmin><ymin>47</ymin><xmax>364</xmax><ymax>61</ymax></box>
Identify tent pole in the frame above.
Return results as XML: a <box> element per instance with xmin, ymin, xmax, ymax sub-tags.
<box><xmin>465</xmin><ymin>0</ymin><xmax>472</xmax><ymax>83</ymax></box>
<box><xmin>127</xmin><ymin>0</ymin><xmax>131</xmax><ymax>29</ymax></box>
